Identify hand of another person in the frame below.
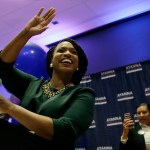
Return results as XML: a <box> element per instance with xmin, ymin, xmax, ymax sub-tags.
<box><xmin>0</xmin><ymin>94</ymin><xmax>14</xmax><ymax>114</ymax></box>
<box><xmin>121</xmin><ymin>117</ymin><xmax>135</xmax><ymax>140</ymax></box>
<box><xmin>25</xmin><ymin>7</ymin><xmax>55</xmax><ymax>36</ymax></box>
<box><xmin>123</xmin><ymin>118</ymin><xmax>135</xmax><ymax>131</ymax></box>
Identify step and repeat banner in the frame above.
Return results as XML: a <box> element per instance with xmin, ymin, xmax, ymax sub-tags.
<box><xmin>75</xmin><ymin>60</ymin><xmax>150</xmax><ymax>150</ymax></box>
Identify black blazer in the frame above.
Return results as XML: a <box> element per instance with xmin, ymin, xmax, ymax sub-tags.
<box><xmin>119</xmin><ymin>123</ymin><xmax>146</xmax><ymax>150</ymax></box>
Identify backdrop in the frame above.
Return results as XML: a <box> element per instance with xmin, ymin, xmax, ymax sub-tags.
<box><xmin>75</xmin><ymin>59</ymin><xmax>150</xmax><ymax>150</ymax></box>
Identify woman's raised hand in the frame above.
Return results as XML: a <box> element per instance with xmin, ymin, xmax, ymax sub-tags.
<box><xmin>25</xmin><ymin>7</ymin><xmax>56</xmax><ymax>36</ymax></box>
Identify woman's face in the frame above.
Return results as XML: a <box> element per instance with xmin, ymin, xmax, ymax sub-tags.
<box><xmin>136</xmin><ymin>105</ymin><xmax>150</xmax><ymax>125</ymax></box>
<box><xmin>51</xmin><ymin>41</ymin><xmax>79</xmax><ymax>75</ymax></box>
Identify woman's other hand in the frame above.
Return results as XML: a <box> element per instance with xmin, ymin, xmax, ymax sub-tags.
<box><xmin>0</xmin><ymin>94</ymin><xmax>14</xmax><ymax>114</ymax></box>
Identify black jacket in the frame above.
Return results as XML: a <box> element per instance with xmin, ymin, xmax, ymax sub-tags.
<box><xmin>119</xmin><ymin>123</ymin><xmax>146</xmax><ymax>150</ymax></box>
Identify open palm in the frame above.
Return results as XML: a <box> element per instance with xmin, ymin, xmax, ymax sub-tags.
<box><xmin>25</xmin><ymin>7</ymin><xmax>55</xmax><ymax>36</ymax></box>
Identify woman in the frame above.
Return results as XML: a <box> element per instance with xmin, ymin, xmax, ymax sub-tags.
<box><xmin>0</xmin><ymin>7</ymin><xmax>95</xmax><ymax>150</ymax></box>
<box><xmin>119</xmin><ymin>103</ymin><xmax>150</xmax><ymax>150</ymax></box>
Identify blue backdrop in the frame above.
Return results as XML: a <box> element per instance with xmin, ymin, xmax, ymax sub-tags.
<box><xmin>75</xmin><ymin>60</ymin><xmax>150</xmax><ymax>150</ymax></box>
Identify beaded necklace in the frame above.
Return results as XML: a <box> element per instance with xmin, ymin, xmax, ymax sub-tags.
<box><xmin>42</xmin><ymin>82</ymin><xmax>67</xmax><ymax>98</ymax></box>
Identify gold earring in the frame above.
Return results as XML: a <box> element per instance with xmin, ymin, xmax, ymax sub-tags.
<box><xmin>50</xmin><ymin>63</ymin><xmax>53</xmax><ymax>68</ymax></box>
<box><xmin>77</xmin><ymin>67</ymin><xmax>79</xmax><ymax>70</ymax></box>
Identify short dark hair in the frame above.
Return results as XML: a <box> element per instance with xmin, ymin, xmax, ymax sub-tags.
<box><xmin>136</xmin><ymin>102</ymin><xmax>150</xmax><ymax>112</ymax></box>
<box><xmin>46</xmin><ymin>38</ymin><xmax>88</xmax><ymax>85</ymax></box>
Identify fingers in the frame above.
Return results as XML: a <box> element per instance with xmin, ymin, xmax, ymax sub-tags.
<box><xmin>43</xmin><ymin>8</ymin><xmax>55</xmax><ymax>20</ymax></box>
<box><xmin>43</xmin><ymin>8</ymin><xmax>56</xmax><ymax>25</ymax></box>
<box><xmin>37</xmin><ymin>7</ymin><xmax>44</xmax><ymax>16</ymax></box>
<box><xmin>36</xmin><ymin>7</ymin><xmax>56</xmax><ymax>26</ymax></box>
<box><xmin>36</xmin><ymin>7</ymin><xmax>55</xmax><ymax>18</ymax></box>
<box><xmin>44</xmin><ymin>14</ymin><xmax>55</xmax><ymax>26</ymax></box>
<box><xmin>123</xmin><ymin>119</ymin><xmax>134</xmax><ymax>129</ymax></box>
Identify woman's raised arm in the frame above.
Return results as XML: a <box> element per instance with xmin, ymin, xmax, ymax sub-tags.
<box><xmin>0</xmin><ymin>7</ymin><xmax>55</xmax><ymax>63</ymax></box>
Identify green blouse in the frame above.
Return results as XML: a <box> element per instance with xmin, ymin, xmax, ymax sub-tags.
<box><xmin>0</xmin><ymin>59</ymin><xmax>95</xmax><ymax>144</ymax></box>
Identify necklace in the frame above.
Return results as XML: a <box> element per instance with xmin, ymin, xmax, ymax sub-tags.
<box><xmin>42</xmin><ymin>82</ymin><xmax>67</xmax><ymax>98</ymax></box>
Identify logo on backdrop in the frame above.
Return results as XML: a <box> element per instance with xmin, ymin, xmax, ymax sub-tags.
<box><xmin>95</xmin><ymin>96</ymin><xmax>107</xmax><ymax>105</ymax></box>
<box><xmin>97</xmin><ymin>146</ymin><xmax>113</xmax><ymax>150</ymax></box>
<box><xmin>89</xmin><ymin>120</ymin><xmax>96</xmax><ymax>128</ymax></box>
<box><xmin>126</xmin><ymin>63</ymin><xmax>142</xmax><ymax>74</ymax></box>
<box><xmin>75</xmin><ymin>148</ymin><xmax>85</xmax><ymax>150</ymax></box>
<box><xmin>101</xmin><ymin>70</ymin><xmax>116</xmax><ymax>79</ymax></box>
<box><xmin>107</xmin><ymin>116</ymin><xmax>122</xmax><ymax>126</ymax></box>
<box><xmin>80</xmin><ymin>75</ymin><xmax>91</xmax><ymax>84</ymax></box>
<box><xmin>145</xmin><ymin>87</ymin><xmax>150</xmax><ymax>96</ymax></box>
<box><xmin>117</xmin><ymin>91</ymin><xmax>134</xmax><ymax>101</ymax></box>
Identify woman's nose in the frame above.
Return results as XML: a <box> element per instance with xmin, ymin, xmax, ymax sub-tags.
<box><xmin>64</xmin><ymin>50</ymin><xmax>71</xmax><ymax>56</ymax></box>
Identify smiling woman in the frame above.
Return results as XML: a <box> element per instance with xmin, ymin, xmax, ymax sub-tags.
<box><xmin>0</xmin><ymin>7</ymin><xmax>95</xmax><ymax>150</ymax></box>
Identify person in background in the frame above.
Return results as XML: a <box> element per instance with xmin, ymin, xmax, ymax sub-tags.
<box><xmin>0</xmin><ymin>7</ymin><xmax>95</xmax><ymax>150</ymax></box>
<box><xmin>119</xmin><ymin>103</ymin><xmax>150</xmax><ymax>150</ymax></box>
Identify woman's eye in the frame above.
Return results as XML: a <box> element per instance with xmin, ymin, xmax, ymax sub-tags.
<box><xmin>71</xmin><ymin>50</ymin><xmax>77</xmax><ymax>55</ymax></box>
<box><xmin>58</xmin><ymin>49</ymin><xmax>65</xmax><ymax>53</ymax></box>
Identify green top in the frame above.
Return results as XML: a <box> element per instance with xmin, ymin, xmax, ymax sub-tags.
<box><xmin>0</xmin><ymin>59</ymin><xmax>95</xmax><ymax>148</ymax></box>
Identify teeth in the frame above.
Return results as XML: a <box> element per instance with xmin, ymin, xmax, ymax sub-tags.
<box><xmin>61</xmin><ymin>59</ymin><xmax>72</xmax><ymax>63</ymax></box>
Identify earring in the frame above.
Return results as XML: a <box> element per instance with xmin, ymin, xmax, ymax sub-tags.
<box><xmin>50</xmin><ymin>63</ymin><xmax>53</xmax><ymax>68</ymax></box>
<box><xmin>77</xmin><ymin>67</ymin><xmax>79</xmax><ymax>71</ymax></box>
